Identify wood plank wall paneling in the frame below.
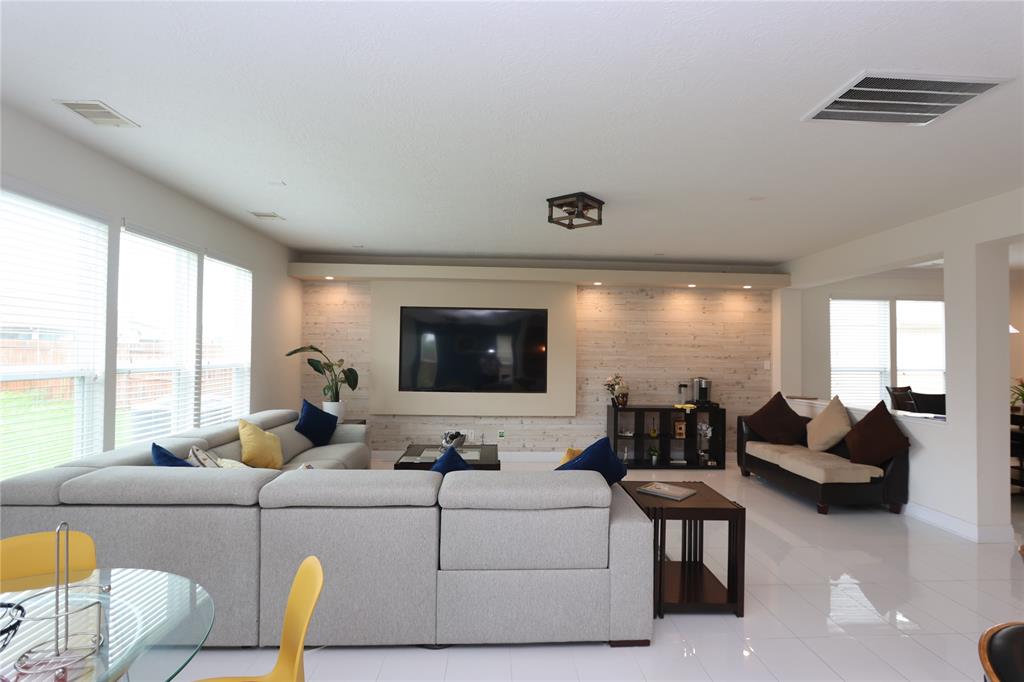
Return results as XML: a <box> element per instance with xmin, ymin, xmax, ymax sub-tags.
<box><xmin>300</xmin><ymin>282</ymin><xmax>772</xmax><ymax>451</ymax></box>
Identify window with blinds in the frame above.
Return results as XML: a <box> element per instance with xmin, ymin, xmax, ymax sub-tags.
<box><xmin>896</xmin><ymin>300</ymin><xmax>946</xmax><ymax>394</ymax></box>
<box><xmin>0</xmin><ymin>191</ymin><xmax>108</xmax><ymax>479</ymax></box>
<box><xmin>115</xmin><ymin>231</ymin><xmax>198</xmax><ymax>446</ymax></box>
<box><xmin>830</xmin><ymin>299</ymin><xmax>891</xmax><ymax>408</ymax></box>
<box><xmin>200</xmin><ymin>257</ymin><xmax>252</xmax><ymax>425</ymax></box>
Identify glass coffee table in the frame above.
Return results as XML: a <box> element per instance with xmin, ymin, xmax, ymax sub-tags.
<box><xmin>394</xmin><ymin>444</ymin><xmax>501</xmax><ymax>470</ymax></box>
<box><xmin>0</xmin><ymin>567</ymin><xmax>214</xmax><ymax>681</ymax></box>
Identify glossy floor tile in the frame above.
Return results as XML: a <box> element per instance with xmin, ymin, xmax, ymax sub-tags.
<box><xmin>177</xmin><ymin>462</ymin><xmax>1024</xmax><ymax>681</ymax></box>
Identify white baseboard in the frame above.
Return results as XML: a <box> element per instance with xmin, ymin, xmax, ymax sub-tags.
<box><xmin>904</xmin><ymin>502</ymin><xmax>1015</xmax><ymax>543</ymax></box>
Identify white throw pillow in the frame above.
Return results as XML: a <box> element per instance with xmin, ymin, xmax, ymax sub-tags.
<box><xmin>216</xmin><ymin>458</ymin><xmax>251</xmax><ymax>470</ymax></box>
<box><xmin>186</xmin><ymin>445</ymin><xmax>221</xmax><ymax>468</ymax></box>
<box><xmin>806</xmin><ymin>396</ymin><xmax>852</xmax><ymax>451</ymax></box>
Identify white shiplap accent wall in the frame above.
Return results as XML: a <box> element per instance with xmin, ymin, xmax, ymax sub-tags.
<box><xmin>301</xmin><ymin>282</ymin><xmax>771</xmax><ymax>451</ymax></box>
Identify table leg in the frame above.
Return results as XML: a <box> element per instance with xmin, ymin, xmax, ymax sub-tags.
<box><xmin>727</xmin><ymin>511</ymin><xmax>746</xmax><ymax>617</ymax></box>
<box><xmin>652</xmin><ymin>507</ymin><xmax>659</xmax><ymax>618</ymax></box>
<box><xmin>658</xmin><ymin>511</ymin><xmax>666</xmax><ymax>618</ymax></box>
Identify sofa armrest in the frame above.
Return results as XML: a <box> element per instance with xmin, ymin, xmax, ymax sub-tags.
<box><xmin>736</xmin><ymin>416</ymin><xmax>761</xmax><ymax>469</ymax></box>
<box><xmin>608</xmin><ymin>485</ymin><xmax>653</xmax><ymax>642</ymax></box>
<box><xmin>882</xmin><ymin>451</ymin><xmax>909</xmax><ymax>505</ymax></box>
<box><xmin>330</xmin><ymin>424</ymin><xmax>369</xmax><ymax>446</ymax></box>
<box><xmin>59</xmin><ymin>467</ymin><xmax>280</xmax><ymax>506</ymax></box>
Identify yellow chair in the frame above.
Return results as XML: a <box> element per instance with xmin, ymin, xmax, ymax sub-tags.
<box><xmin>196</xmin><ymin>556</ymin><xmax>323</xmax><ymax>682</ymax></box>
<box><xmin>0</xmin><ymin>529</ymin><xmax>97</xmax><ymax>591</ymax></box>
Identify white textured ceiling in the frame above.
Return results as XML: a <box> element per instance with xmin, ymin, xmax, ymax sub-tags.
<box><xmin>2</xmin><ymin>1</ymin><xmax>1021</xmax><ymax>265</ymax></box>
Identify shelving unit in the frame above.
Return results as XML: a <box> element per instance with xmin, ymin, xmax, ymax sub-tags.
<box><xmin>606</xmin><ymin>403</ymin><xmax>726</xmax><ymax>469</ymax></box>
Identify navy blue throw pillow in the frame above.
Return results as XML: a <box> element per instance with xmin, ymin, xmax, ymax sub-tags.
<box><xmin>556</xmin><ymin>436</ymin><xmax>627</xmax><ymax>485</ymax></box>
<box><xmin>151</xmin><ymin>443</ymin><xmax>194</xmax><ymax>467</ymax></box>
<box><xmin>295</xmin><ymin>399</ymin><xmax>338</xmax><ymax>447</ymax></box>
<box><xmin>431</xmin><ymin>446</ymin><xmax>472</xmax><ymax>475</ymax></box>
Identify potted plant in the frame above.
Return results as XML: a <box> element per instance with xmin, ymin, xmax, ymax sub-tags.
<box><xmin>1012</xmin><ymin>378</ymin><xmax>1024</xmax><ymax>412</ymax></box>
<box><xmin>605</xmin><ymin>374</ymin><xmax>629</xmax><ymax>407</ymax></box>
<box><xmin>286</xmin><ymin>345</ymin><xmax>359</xmax><ymax>419</ymax></box>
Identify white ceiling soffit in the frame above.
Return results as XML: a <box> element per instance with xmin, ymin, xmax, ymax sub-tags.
<box><xmin>1</xmin><ymin>2</ymin><xmax>1021</xmax><ymax>265</ymax></box>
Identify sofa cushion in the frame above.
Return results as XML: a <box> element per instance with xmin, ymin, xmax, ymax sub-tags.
<box><xmin>61</xmin><ymin>437</ymin><xmax>209</xmax><ymax>468</ymax></box>
<box><xmin>258</xmin><ymin>470</ymin><xmax>442</xmax><ymax>508</ymax></box>
<box><xmin>59</xmin><ymin>466</ymin><xmax>279</xmax><ymax>506</ymax></box>
<box><xmin>0</xmin><ymin>467</ymin><xmax>95</xmax><ymax>506</ymax></box>
<box><xmin>745</xmin><ymin>441</ymin><xmax>809</xmax><ymax>467</ymax></box>
<box><xmin>431</xmin><ymin>446</ymin><xmax>471</xmax><ymax>474</ymax></box>
<box><xmin>777</xmin><ymin>449</ymin><xmax>884</xmax><ymax>485</ymax></box>
<box><xmin>239</xmin><ymin>419</ymin><xmax>284</xmax><ymax>469</ymax></box>
<box><xmin>176</xmin><ymin>422</ymin><xmax>242</xmax><ymax>449</ymax></box>
<box><xmin>152</xmin><ymin>443</ymin><xmax>195</xmax><ymax>467</ymax></box>
<box><xmin>438</xmin><ymin>471</ymin><xmax>611</xmax><ymax>510</ymax></box>
<box><xmin>284</xmin><ymin>443</ymin><xmax>370</xmax><ymax>470</ymax></box>
<box><xmin>745</xmin><ymin>392</ymin><xmax>807</xmax><ymax>445</ymax></box>
<box><xmin>555</xmin><ymin>437</ymin><xmax>626</xmax><ymax>485</ymax></box>
<box><xmin>806</xmin><ymin>396</ymin><xmax>852</xmax><ymax>451</ymax></box>
<box><xmin>440</xmin><ymin>507</ymin><xmax>609</xmax><ymax>570</ymax></box>
<box><xmin>845</xmin><ymin>401</ymin><xmax>910</xmax><ymax>466</ymax></box>
<box><xmin>294</xmin><ymin>399</ymin><xmax>337</xmax><ymax>446</ymax></box>
<box><xmin>560</xmin><ymin>447</ymin><xmax>583</xmax><ymax>465</ymax></box>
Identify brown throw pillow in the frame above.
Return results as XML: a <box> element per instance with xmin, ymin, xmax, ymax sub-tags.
<box><xmin>845</xmin><ymin>402</ymin><xmax>910</xmax><ymax>466</ymax></box>
<box><xmin>745</xmin><ymin>392</ymin><xmax>806</xmax><ymax>445</ymax></box>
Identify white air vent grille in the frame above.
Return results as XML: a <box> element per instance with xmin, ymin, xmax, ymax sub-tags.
<box><xmin>58</xmin><ymin>100</ymin><xmax>139</xmax><ymax>127</ymax></box>
<box><xmin>249</xmin><ymin>211</ymin><xmax>285</xmax><ymax>220</ymax></box>
<box><xmin>808</xmin><ymin>74</ymin><xmax>1001</xmax><ymax>125</ymax></box>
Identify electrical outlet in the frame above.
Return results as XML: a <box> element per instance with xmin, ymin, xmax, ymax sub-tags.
<box><xmin>498</xmin><ymin>430</ymin><xmax>506</xmax><ymax>438</ymax></box>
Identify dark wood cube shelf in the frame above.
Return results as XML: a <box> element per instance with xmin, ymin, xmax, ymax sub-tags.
<box><xmin>607</xmin><ymin>403</ymin><xmax>726</xmax><ymax>469</ymax></box>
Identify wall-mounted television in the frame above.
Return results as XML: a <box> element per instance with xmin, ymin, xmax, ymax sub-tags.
<box><xmin>399</xmin><ymin>307</ymin><xmax>547</xmax><ymax>393</ymax></box>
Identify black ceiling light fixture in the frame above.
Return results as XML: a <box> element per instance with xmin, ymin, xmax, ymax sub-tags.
<box><xmin>547</xmin><ymin>192</ymin><xmax>604</xmax><ymax>229</ymax></box>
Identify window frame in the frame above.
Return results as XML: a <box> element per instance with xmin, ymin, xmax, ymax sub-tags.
<box><xmin>828</xmin><ymin>295</ymin><xmax>946</xmax><ymax>408</ymax></box>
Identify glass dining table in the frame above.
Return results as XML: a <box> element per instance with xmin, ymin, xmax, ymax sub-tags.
<box><xmin>0</xmin><ymin>568</ymin><xmax>214</xmax><ymax>681</ymax></box>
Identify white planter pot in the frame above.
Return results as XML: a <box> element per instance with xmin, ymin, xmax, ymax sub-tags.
<box><xmin>322</xmin><ymin>401</ymin><xmax>344</xmax><ymax>421</ymax></box>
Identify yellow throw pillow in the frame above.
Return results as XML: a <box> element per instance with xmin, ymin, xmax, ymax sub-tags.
<box><xmin>559</xmin><ymin>447</ymin><xmax>584</xmax><ymax>465</ymax></box>
<box><xmin>238</xmin><ymin>419</ymin><xmax>283</xmax><ymax>469</ymax></box>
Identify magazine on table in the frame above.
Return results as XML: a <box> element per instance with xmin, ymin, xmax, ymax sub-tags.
<box><xmin>636</xmin><ymin>482</ymin><xmax>697</xmax><ymax>501</ymax></box>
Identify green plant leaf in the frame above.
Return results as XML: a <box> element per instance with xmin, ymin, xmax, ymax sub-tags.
<box><xmin>307</xmin><ymin>358</ymin><xmax>326</xmax><ymax>376</ymax></box>
<box><xmin>343</xmin><ymin>367</ymin><xmax>359</xmax><ymax>391</ymax></box>
<box><xmin>286</xmin><ymin>345</ymin><xmax>323</xmax><ymax>357</ymax></box>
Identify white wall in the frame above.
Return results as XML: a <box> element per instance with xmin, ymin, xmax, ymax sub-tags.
<box><xmin>786</xmin><ymin>189</ymin><xmax>1023</xmax><ymax>543</ymax></box>
<box><xmin>1</xmin><ymin>105</ymin><xmax>302</xmax><ymax>423</ymax></box>
<box><xmin>799</xmin><ymin>270</ymin><xmax>945</xmax><ymax>400</ymax></box>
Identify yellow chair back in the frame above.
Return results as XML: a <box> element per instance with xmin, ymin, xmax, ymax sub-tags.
<box><xmin>271</xmin><ymin>556</ymin><xmax>323</xmax><ymax>682</ymax></box>
<box><xmin>0</xmin><ymin>530</ymin><xmax>97</xmax><ymax>591</ymax></box>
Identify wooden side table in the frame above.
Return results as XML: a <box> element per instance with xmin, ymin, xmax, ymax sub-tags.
<box><xmin>620</xmin><ymin>481</ymin><xmax>745</xmax><ymax>617</ymax></box>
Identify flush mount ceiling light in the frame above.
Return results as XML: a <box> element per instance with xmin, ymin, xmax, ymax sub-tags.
<box><xmin>547</xmin><ymin>192</ymin><xmax>604</xmax><ymax>230</ymax></box>
<box><xmin>806</xmin><ymin>72</ymin><xmax>1003</xmax><ymax>125</ymax></box>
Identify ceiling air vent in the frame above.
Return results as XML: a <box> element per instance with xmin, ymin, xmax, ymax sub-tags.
<box><xmin>807</xmin><ymin>74</ymin><xmax>1001</xmax><ymax>125</ymax></box>
<box><xmin>249</xmin><ymin>211</ymin><xmax>285</xmax><ymax>220</ymax></box>
<box><xmin>58</xmin><ymin>100</ymin><xmax>139</xmax><ymax>128</ymax></box>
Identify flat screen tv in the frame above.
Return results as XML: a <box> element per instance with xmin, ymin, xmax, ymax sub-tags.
<box><xmin>399</xmin><ymin>307</ymin><xmax>547</xmax><ymax>393</ymax></box>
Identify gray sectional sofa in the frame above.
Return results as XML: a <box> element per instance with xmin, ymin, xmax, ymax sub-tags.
<box><xmin>0</xmin><ymin>410</ymin><xmax>654</xmax><ymax>648</ymax></box>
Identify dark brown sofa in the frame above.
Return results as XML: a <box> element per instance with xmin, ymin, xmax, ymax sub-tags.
<box><xmin>737</xmin><ymin>415</ymin><xmax>909</xmax><ymax>514</ymax></box>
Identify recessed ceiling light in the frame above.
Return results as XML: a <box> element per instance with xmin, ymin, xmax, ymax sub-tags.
<box><xmin>687</xmin><ymin>284</ymin><xmax>697</xmax><ymax>288</ymax></box>
<box><xmin>324</xmin><ymin>276</ymin><xmax>334</xmax><ymax>280</ymax></box>
<box><xmin>592</xmin><ymin>281</ymin><xmax>604</xmax><ymax>286</ymax></box>
<box><xmin>742</xmin><ymin>285</ymin><xmax>753</xmax><ymax>289</ymax></box>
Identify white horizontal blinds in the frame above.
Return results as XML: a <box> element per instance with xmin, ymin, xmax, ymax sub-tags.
<box><xmin>0</xmin><ymin>191</ymin><xmax>107</xmax><ymax>479</ymax></box>
<box><xmin>200</xmin><ymin>257</ymin><xmax>252</xmax><ymax>425</ymax></box>
<box><xmin>896</xmin><ymin>300</ymin><xmax>946</xmax><ymax>394</ymax></box>
<box><xmin>830</xmin><ymin>299</ymin><xmax>891</xmax><ymax>409</ymax></box>
<box><xmin>115</xmin><ymin>230</ymin><xmax>198</xmax><ymax>446</ymax></box>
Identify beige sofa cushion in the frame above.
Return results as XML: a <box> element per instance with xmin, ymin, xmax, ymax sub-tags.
<box><xmin>777</xmin><ymin>449</ymin><xmax>884</xmax><ymax>484</ymax></box>
<box><xmin>806</xmin><ymin>396</ymin><xmax>852</xmax><ymax>451</ymax></box>
<box><xmin>745</xmin><ymin>441</ymin><xmax>809</xmax><ymax>467</ymax></box>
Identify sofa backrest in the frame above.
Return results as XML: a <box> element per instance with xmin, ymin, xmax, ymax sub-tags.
<box><xmin>436</xmin><ymin>471</ymin><xmax>612</xmax><ymax>571</ymax></box>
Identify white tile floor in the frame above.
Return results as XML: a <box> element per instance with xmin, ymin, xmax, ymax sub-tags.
<box><xmin>178</xmin><ymin>460</ymin><xmax>1024</xmax><ymax>682</ymax></box>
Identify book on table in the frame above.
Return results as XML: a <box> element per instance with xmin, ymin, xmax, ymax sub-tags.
<box><xmin>636</xmin><ymin>482</ymin><xmax>697</xmax><ymax>501</ymax></box>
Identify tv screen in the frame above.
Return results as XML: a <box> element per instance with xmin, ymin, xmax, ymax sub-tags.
<box><xmin>399</xmin><ymin>307</ymin><xmax>547</xmax><ymax>393</ymax></box>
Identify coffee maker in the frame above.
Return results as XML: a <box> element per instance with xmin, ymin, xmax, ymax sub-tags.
<box><xmin>691</xmin><ymin>377</ymin><xmax>713</xmax><ymax>405</ymax></box>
